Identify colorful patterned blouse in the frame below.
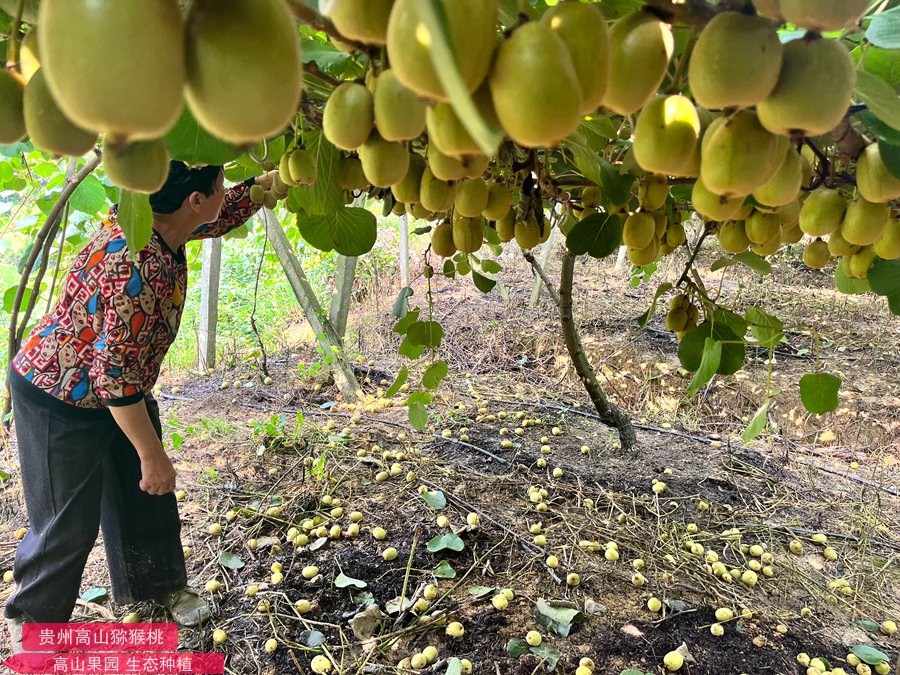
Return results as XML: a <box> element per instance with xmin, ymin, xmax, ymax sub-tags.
<box><xmin>11</xmin><ymin>181</ymin><xmax>261</xmax><ymax>411</ymax></box>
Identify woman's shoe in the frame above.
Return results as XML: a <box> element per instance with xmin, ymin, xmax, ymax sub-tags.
<box><xmin>155</xmin><ymin>588</ymin><xmax>211</xmax><ymax>627</ymax></box>
<box><xmin>6</xmin><ymin>615</ymin><xmax>25</xmax><ymax>654</ymax></box>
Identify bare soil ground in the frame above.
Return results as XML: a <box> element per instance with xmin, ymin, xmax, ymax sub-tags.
<box><xmin>2</xmin><ymin>246</ymin><xmax>899</xmax><ymax>675</ymax></box>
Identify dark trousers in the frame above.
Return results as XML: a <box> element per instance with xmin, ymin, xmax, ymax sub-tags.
<box><xmin>5</xmin><ymin>376</ymin><xmax>187</xmax><ymax>622</ymax></box>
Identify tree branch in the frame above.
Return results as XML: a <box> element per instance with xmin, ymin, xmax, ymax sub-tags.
<box><xmin>17</xmin><ymin>159</ymin><xmax>78</xmax><ymax>345</ymax></box>
<box><xmin>523</xmin><ymin>250</ymin><xmax>560</xmax><ymax>308</ymax></box>
<box><xmin>559</xmin><ymin>252</ymin><xmax>637</xmax><ymax>452</ymax></box>
<box><xmin>3</xmin><ymin>151</ymin><xmax>101</xmax><ymax>425</ymax></box>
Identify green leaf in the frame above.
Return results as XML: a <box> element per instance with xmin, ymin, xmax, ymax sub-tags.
<box><xmin>331</xmin><ymin>207</ymin><xmax>377</xmax><ymax>256</ymax></box>
<box><xmin>865</xmin><ymin>7</ymin><xmax>900</xmax><ymax>49</ymax></box>
<box><xmin>433</xmin><ymin>560</ymin><xmax>457</xmax><ymax>579</ymax></box>
<box><xmin>117</xmin><ymin>190</ymin><xmax>153</xmax><ymax>255</ymax></box>
<box><xmin>165</xmin><ymin>107</ymin><xmax>241</xmax><ymax>166</ymax></box>
<box><xmin>385</xmin><ymin>365</ymin><xmax>409</xmax><ymax>399</ymax></box>
<box><xmin>534</xmin><ymin>598</ymin><xmax>584</xmax><ymax>638</ymax></box>
<box><xmin>392</xmin><ymin>287</ymin><xmax>413</xmax><ymax>319</ymax></box>
<box><xmin>887</xmin><ymin>292</ymin><xmax>900</xmax><ymax>316</ymax></box>
<box><xmin>530</xmin><ymin>644</ymin><xmax>561</xmax><ymax>671</ymax></box>
<box><xmin>745</xmin><ymin>306</ymin><xmax>784</xmax><ymax>348</ymax></box>
<box><xmin>422</xmin><ymin>360</ymin><xmax>449</xmax><ymax>390</ymax></box>
<box><xmin>218</xmin><ymin>551</ymin><xmax>245</xmax><ymax>570</ymax></box>
<box><xmin>80</xmin><ymin>587</ymin><xmax>108</xmax><ymax>603</ymax></box>
<box><xmin>856</xmin><ymin>620</ymin><xmax>880</xmax><ymax>633</ymax></box>
<box><xmin>741</xmin><ymin>399</ymin><xmax>771</xmax><ymax>442</ymax></box>
<box><xmin>417</xmin><ymin>0</ymin><xmax>503</xmax><ymax>156</ymax></box>
<box><xmin>0</xmin><ymin>469</ymin><xmax>9</xmax><ymax>482</ymax></box>
<box><xmin>686</xmin><ymin>337</ymin><xmax>722</xmax><ymax>397</ymax></box>
<box><xmin>297</xmin><ymin>213</ymin><xmax>335</xmax><ymax>253</ymax></box>
<box><xmin>855</xmin><ymin>70</ymin><xmax>900</xmax><ymax>132</ymax></box>
<box><xmin>3</xmin><ymin>286</ymin><xmax>29</xmax><ymax>314</ymax></box>
<box><xmin>299</xmin><ymin>629</ymin><xmax>327</xmax><ymax>648</ymax></box>
<box><xmin>566</xmin><ymin>212</ymin><xmax>623</xmax><ymax>259</ymax></box>
<box><xmin>408</xmin><ymin>399</ymin><xmax>428</xmax><ymax>430</ymax></box>
<box><xmin>421</xmin><ymin>490</ymin><xmax>447</xmax><ymax>509</ymax></box>
<box><xmin>868</xmin><ymin>258</ymin><xmax>900</xmax><ymax>296</ymax></box>
<box><xmin>471</xmin><ymin>270</ymin><xmax>497</xmax><ymax>294</ymax></box>
<box><xmin>69</xmin><ymin>174</ymin><xmax>108</xmax><ymax>215</ymax></box>
<box><xmin>301</xmin><ymin>130</ymin><xmax>346</xmax><ymax>217</ymax></box>
<box><xmin>335</xmin><ymin>573</ymin><xmax>368</xmax><ymax>589</ymax></box>
<box><xmin>850</xmin><ymin>645</ymin><xmax>889</xmax><ymax>666</ymax></box>
<box><xmin>713</xmin><ymin>308</ymin><xmax>748</xmax><ymax>339</ymax></box>
<box><xmin>426</xmin><ymin>533</ymin><xmax>465</xmax><ymax>553</ymax></box>
<box><xmin>394</xmin><ymin>309</ymin><xmax>420</xmax><ymax>335</ymax></box>
<box><xmin>859</xmin><ymin>46</ymin><xmax>900</xmax><ymax>89</ymax></box>
<box><xmin>563</xmin><ymin>133</ymin><xmax>605</xmax><ymax>187</ymax></box>
<box><xmin>446</xmin><ymin>658</ymin><xmax>463</xmax><ymax>675</ymax></box>
<box><xmin>599</xmin><ymin>158</ymin><xmax>636</xmax><ymax>208</ymax></box>
<box><xmin>481</xmin><ymin>259</ymin><xmax>502</xmax><ymax>274</ymax></box>
<box><xmin>799</xmin><ymin>373</ymin><xmax>841</xmax><ymax>415</ymax></box>
<box><xmin>399</xmin><ymin>336</ymin><xmax>427</xmax><ymax>360</ymax></box>
<box><xmin>469</xmin><ymin>585</ymin><xmax>495</xmax><ymax>599</ymax></box>
<box><xmin>878</xmin><ymin>141</ymin><xmax>900</xmax><ymax>178</ymax></box>
<box><xmin>636</xmin><ymin>282</ymin><xmax>673</xmax><ymax>328</ymax></box>
<box><xmin>859</xmin><ymin>110</ymin><xmax>900</xmax><ymax>146</ymax></box>
<box><xmin>407</xmin><ymin>321</ymin><xmax>443</xmax><ymax>348</ymax></box>
<box><xmin>678</xmin><ymin>322</ymin><xmax>745</xmax><ymax>376</ymax></box>
<box><xmin>506</xmin><ymin>639</ymin><xmax>530</xmax><ymax>658</ymax></box>
<box><xmin>835</xmin><ymin>258</ymin><xmax>871</xmax><ymax>295</ymax></box>
<box><xmin>710</xmin><ymin>251</ymin><xmax>772</xmax><ymax>276</ymax></box>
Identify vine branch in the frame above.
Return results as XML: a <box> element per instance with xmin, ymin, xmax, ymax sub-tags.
<box><xmin>559</xmin><ymin>252</ymin><xmax>637</xmax><ymax>452</ymax></box>
<box><xmin>522</xmin><ymin>250</ymin><xmax>560</xmax><ymax>308</ymax></box>
<box><xmin>3</xmin><ymin>151</ymin><xmax>101</xmax><ymax>425</ymax></box>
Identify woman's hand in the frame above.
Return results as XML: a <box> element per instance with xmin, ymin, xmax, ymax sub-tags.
<box><xmin>254</xmin><ymin>170</ymin><xmax>279</xmax><ymax>191</ymax></box>
<box><xmin>139</xmin><ymin>448</ymin><xmax>177</xmax><ymax>495</ymax></box>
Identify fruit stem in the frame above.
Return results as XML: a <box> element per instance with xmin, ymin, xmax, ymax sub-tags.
<box><xmin>4</xmin><ymin>0</ymin><xmax>26</xmax><ymax>71</ymax></box>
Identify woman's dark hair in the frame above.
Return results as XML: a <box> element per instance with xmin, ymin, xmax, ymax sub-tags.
<box><xmin>149</xmin><ymin>161</ymin><xmax>223</xmax><ymax>214</ymax></box>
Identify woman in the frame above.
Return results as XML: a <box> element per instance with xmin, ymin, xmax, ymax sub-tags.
<box><xmin>4</xmin><ymin>161</ymin><xmax>273</xmax><ymax>652</ymax></box>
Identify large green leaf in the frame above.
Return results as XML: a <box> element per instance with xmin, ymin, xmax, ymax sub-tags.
<box><xmin>165</xmin><ymin>107</ymin><xmax>241</xmax><ymax>166</ymax></box>
<box><xmin>407</xmin><ymin>321</ymin><xmax>444</xmax><ymax>348</ymax></box>
<box><xmin>855</xmin><ymin>70</ymin><xmax>900</xmax><ymax>132</ymax></box>
<box><xmin>850</xmin><ymin>645</ymin><xmax>889</xmax><ymax>666</ymax></box>
<box><xmin>307</xmin><ymin>131</ymin><xmax>345</xmax><ymax>215</ymax></box>
<box><xmin>297</xmin><ymin>213</ymin><xmax>335</xmax><ymax>253</ymax></box>
<box><xmin>331</xmin><ymin>207</ymin><xmax>377</xmax><ymax>256</ymax></box>
<box><xmin>709</xmin><ymin>251</ymin><xmax>772</xmax><ymax>276</ymax></box>
<box><xmin>426</xmin><ymin>533</ymin><xmax>465</xmax><ymax>553</ymax></box>
<box><xmin>335</xmin><ymin>573</ymin><xmax>367</xmax><ymax>589</ymax></box>
<box><xmin>835</xmin><ymin>258</ymin><xmax>871</xmax><ymax>295</ymax></box>
<box><xmin>298</xmin><ymin>206</ymin><xmax>376</xmax><ymax>256</ymax></box>
<box><xmin>422</xmin><ymin>360</ymin><xmax>449</xmax><ymax>390</ymax></box>
<box><xmin>686</xmin><ymin>337</ymin><xmax>722</xmax><ymax>397</ymax></box>
<box><xmin>745</xmin><ymin>306</ymin><xmax>783</xmax><ymax>348</ymax></box>
<box><xmin>69</xmin><ymin>174</ymin><xmax>109</xmax><ymax>215</ymax></box>
<box><xmin>565</xmin><ymin>212</ymin><xmax>623</xmax><ymax>259</ymax></box>
<box><xmin>867</xmin><ymin>258</ymin><xmax>900</xmax><ymax>296</ymax></box>
<box><xmin>385</xmin><ymin>366</ymin><xmax>408</xmax><ymax>398</ymax></box>
<box><xmin>678</xmin><ymin>322</ymin><xmax>745</xmax><ymax>376</ymax></box>
<box><xmin>534</xmin><ymin>598</ymin><xmax>584</xmax><ymax>638</ymax></box>
<box><xmin>117</xmin><ymin>190</ymin><xmax>153</xmax><ymax>255</ymax></box>
<box><xmin>859</xmin><ymin>46</ymin><xmax>900</xmax><ymax>89</ymax></box>
<box><xmin>865</xmin><ymin>7</ymin><xmax>900</xmax><ymax>50</ymax></box>
<box><xmin>741</xmin><ymin>399</ymin><xmax>771</xmax><ymax>442</ymax></box>
<box><xmin>878</xmin><ymin>140</ymin><xmax>900</xmax><ymax>178</ymax></box>
<box><xmin>799</xmin><ymin>373</ymin><xmax>841</xmax><ymax>415</ymax></box>
<box><xmin>421</xmin><ymin>490</ymin><xmax>447</xmax><ymax>509</ymax></box>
